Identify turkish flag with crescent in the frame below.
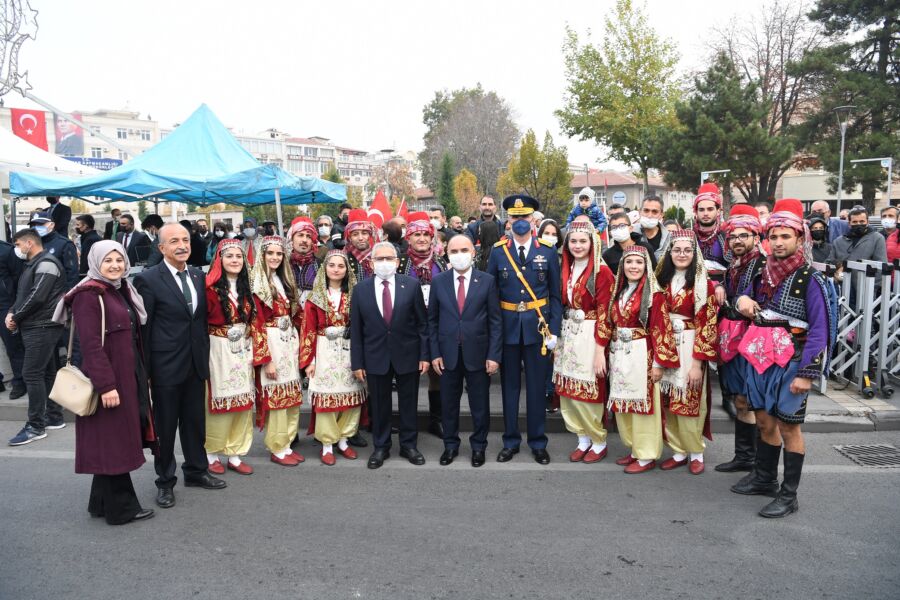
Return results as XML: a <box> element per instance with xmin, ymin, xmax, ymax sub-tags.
<box><xmin>367</xmin><ymin>189</ymin><xmax>393</xmax><ymax>229</ymax></box>
<box><xmin>11</xmin><ymin>108</ymin><xmax>48</xmax><ymax>150</ymax></box>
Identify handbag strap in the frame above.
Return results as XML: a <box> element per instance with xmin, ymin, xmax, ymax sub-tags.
<box><xmin>66</xmin><ymin>294</ymin><xmax>105</xmax><ymax>365</ymax></box>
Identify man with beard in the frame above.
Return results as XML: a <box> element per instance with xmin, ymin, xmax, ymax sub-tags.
<box><xmin>329</xmin><ymin>203</ymin><xmax>352</xmax><ymax>250</ymax></box>
<box><xmin>449</xmin><ymin>215</ymin><xmax>465</xmax><ymax>235</ymax></box>
<box><xmin>343</xmin><ymin>209</ymin><xmax>376</xmax><ymax>281</ymax></box>
<box><xmin>715</xmin><ymin>204</ymin><xmax>766</xmax><ymax>473</ymax></box>
<box><xmin>731</xmin><ymin>199</ymin><xmax>832</xmax><ymax>519</ymax></box>
<box><xmin>831</xmin><ymin>206</ymin><xmax>887</xmax><ymax>264</ymax></box>
<box><xmin>399</xmin><ymin>212</ymin><xmax>448</xmax><ymax>438</ymax></box>
<box><xmin>692</xmin><ymin>183</ymin><xmax>731</xmax><ymax>293</ymax></box>
<box><xmin>288</xmin><ymin>216</ymin><xmax>321</xmax><ymax>310</ymax></box>
<box><xmin>466</xmin><ymin>196</ymin><xmax>504</xmax><ymax>247</ymax></box>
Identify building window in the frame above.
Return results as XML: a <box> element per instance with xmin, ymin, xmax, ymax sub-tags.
<box><xmin>90</xmin><ymin>126</ymin><xmax>101</xmax><ymax>135</ymax></box>
<box><xmin>140</xmin><ymin>130</ymin><xmax>151</xmax><ymax>141</ymax></box>
<box><xmin>118</xmin><ymin>150</ymin><xmax>127</xmax><ymax>160</ymax></box>
<box><xmin>116</xmin><ymin>128</ymin><xmax>127</xmax><ymax>140</ymax></box>
<box><xmin>304</xmin><ymin>147</ymin><xmax>317</xmax><ymax>157</ymax></box>
<box><xmin>319</xmin><ymin>148</ymin><xmax>334</xmax><ymax>158</ymax></box>
<box><xmin>91</xmin><ymin>147</ymin><xmax>102</xmax><ymax>159</ymax></box>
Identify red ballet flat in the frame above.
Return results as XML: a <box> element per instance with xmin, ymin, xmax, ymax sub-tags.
<box><xmin>338</xmin><ymin>446</ymin><xmax>358</xmax><ymax>460</ymax></box>
<box><xmin>290</xmin><ymin>451</ymin><xmax>306</xmax><ymax>464</ymax></box>
<box><xmin>689</xmin><ymin>459</ymin><xmax>705</xmax><ymax>475</ymax></box>
<box><xmin>615</xmin><ymin>454</ymin><xmax>636</xmax><ymax>466</ymax></box>
<box><xmin>270</xmin><ymin>453</ymin><xmax>299</xmax><ymax>466</ymax></box>
<box><xmin>321</xmin><ymin>451</ymin><xmax>336</xmax><ymax>466</ymax></box>
<box><xmin>660</xmin><ymin>456</ymin><xmax>688</xmax><ymax>470</ymax></box>
<box><xmin>569</xmin><ymin>447</ymin><xmax>588</xmax><ymax>462</ymax></box>
<box><xmin>227</xmin><ymin>461</ymin><xmax>253</xmax><ymax>475</ymax></box>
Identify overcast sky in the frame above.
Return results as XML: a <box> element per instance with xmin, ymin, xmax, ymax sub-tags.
<box><xmin>18</xmin><ymin>0</ymin><xmax>776</xmax><ymax>169</ymax></box>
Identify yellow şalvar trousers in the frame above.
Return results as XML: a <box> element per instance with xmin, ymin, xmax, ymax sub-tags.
<box><xmin>615</xmin><ymin>385</ymin><xmax>663</xmax><ymax>461</ymax></box>
<box><xmin>314</xmin><ymin>406</ymin><xmax>361</xmax><ymax>445</ymax></box>
<box><xmin>205</xmin><ymin>409</ymin><xmax>253</xmax><ymax>457</ymax></box>
<box><xmin>264</xmin><ymin>405</ymin><xmax>301</xmax><ymax>454</ymax></box>
<box><xmin>560</xmin><ymin>396</ymin><xmax>607</xmax><ymax>444</ymax></box>
<box><xmin>665</xmin><ymin>387</ymin><xmax>709</xmax><ymax>455</ymax></box>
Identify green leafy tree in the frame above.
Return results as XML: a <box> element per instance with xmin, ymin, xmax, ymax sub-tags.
<box><xmin>137</xmin><ymin>200</ymin><xmax>148</xmax><ymax>220</ymax></box>
<box><xmin>655</xmin><ymin>52</ymin><xmax>794</xmax><ymax>208</ymax></box>
<box><xmin>496</xmin><ymin>130</ymin><xmax>572</xmax><ymax>222</ymax></box>
<box><xmin>436</xmin><ymin>153</ymin><xmax>458</xmax><ymax>218</ymax></box>
<box><xmin>664</xmin><ymin>205</ymin><xmax>686</xmax><ymax>226</ymax></box>
<box><xmin>557</xmin><ymin>0</ymin><xmax>680</xmax><ymax>190</ymax></box>
<box><xmin>796</xmin><ymin>0</ymin><xmax>900</xmax><ymax>210</ymax></box>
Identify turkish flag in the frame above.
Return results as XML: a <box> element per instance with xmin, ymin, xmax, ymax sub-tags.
<box><xmin>396</xmin><ymin>198</ymin><xmax>409</xmax><ymax>220</ymax></box>
<box><xmin>11</xmin><ymin>108</ymin><xmax>48</xmax><ymax>150</ymax></box>
<box><xmin>367</xmin><ymin>189</ymin><xmax>393</xmax><ymax>228</ymax></box>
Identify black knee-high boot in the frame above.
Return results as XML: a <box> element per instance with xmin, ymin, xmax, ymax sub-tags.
<box><xmin>715</xmin><ymin>420</ymin><xmax>757</xmax><ymax>472</ymax></box>
<box><xmin>731</xmin><ymin>440</ymin><xmax>780</xmax><ymax>497</ymax></box>
<box><xmin>759</xmin><ymin>451</ymin><xmax>803</xmax><ymax>518</ymax></box>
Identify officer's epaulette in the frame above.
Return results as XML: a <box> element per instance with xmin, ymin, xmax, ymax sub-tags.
<box><xmin>538</xmin><ymin>238</ymin><xmax>553</xmax><ymax>247</ymax></box>
<box><xmin>493</xmin><ymin>238</ymin><xmax>508</xmax><ymax>248</ymax></box>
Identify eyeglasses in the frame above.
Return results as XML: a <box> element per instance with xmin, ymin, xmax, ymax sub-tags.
<box><xmin>670</xmin><ymin>247</ymin><xmax>694</xmax><ymax>256</ymax></box>
<box><xmin>372</xmin><ymin>256</ymin><xmax>397</xmax><ymax>263</ymax></box>
<box><xmin>726</xmin><ymin>233</ymin><xmax>753</xmax><ymax>242</ymax></box>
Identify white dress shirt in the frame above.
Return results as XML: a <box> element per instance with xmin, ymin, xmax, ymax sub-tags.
<box><xmin>164</xmin><ymin>259</ymin><xmax>197</xmax><ymax>314</ymax></box>
<box><xmin>374</xmin><ymin>274</ymin><xmax>396</xmax><ymax>318</ymax></box>
<box><xmin>452</xmin><ymin>267</ymin><xmax>473</xmax><ymax>299</ymax></box>
<box><xmin>514</xmin><ymin>236</ymin><xmax>533</xmax><ymax>261</ymax></box>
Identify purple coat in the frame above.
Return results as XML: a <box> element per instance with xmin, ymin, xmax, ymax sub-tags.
<box><xmin>71</xmin><ymin>281</ymin><xmax>148</xmax><ymax>475</ymax></box>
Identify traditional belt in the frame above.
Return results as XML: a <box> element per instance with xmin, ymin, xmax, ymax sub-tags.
<box><xmin>501</xmin><ymin>298</ymin><xmax>547</xmax><ymax>312</ymax></box>
<box><xmin>265</xmin><ymin>316</ymin><xmax>292</xmax><ymax>331</ymax></box>
<box><xmin>613</xmin><ymin>327</ymin><xmax>647</xmax><ymax>342</ymax></box>
<box><xmin>563</xmin><ymin>308</ymin><xmax>597</xmax><ymax>322</ymax></box>
<box><xmin>670</xmin><ymin>319</ymin><xmax>696</xmax><ymax>334</ymax></box>
<box><xmin>318</xmin><ymin>326</ymin><xmax>346</xmax><ymax>340</ymax></box>
<box><xmin>755</xmin><ymin>319</ymin><xmax>806</xmax><ymax>335</ymax></box>
<box><xmin>208</xmin><ymin>324</ymin><xmax>232</xmax><ymax>337</ymax></box>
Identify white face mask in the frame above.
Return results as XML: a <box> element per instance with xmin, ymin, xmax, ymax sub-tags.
<box><xmin>430</xmin><ymin>218</ymin><xmax>442</xmax><ymax>230</ymax></box>
<box><xmin>14</xmin><ymin>246</ymin><xmax>28</xmax><ymax>260</ymax></box>
<box><xmin>243</xmin><ymin>227</ymin><xmax>256</xmax><ymax>238</ymax></box>
<box><xmin>882</xmin><ymin>217</ymin><xmax>897</xmax><ymax>230</ymax></box>
<box><xmin>640</xmin><ymin>217</ymin><xmax>659</xmax><ymax>230</ymax></box>
<box><xmin>400</xmin><ymin>227</ymin><xmax>406</xmax><ymax>238</ymax></box>
<box><xmin>541</xmin><ymin>234</ymin><xmax>558</xmax><ymax>246</ymax></box>
<box><xmin>33</xmin><ymin>225</ymin><xmax>49</xmax><ymax>237</ymax></box>
<box><xmin>448</xmin><ymin>252</ymin><xmax>473</xmax><ymax>272</ymax></box>
<box><xmin>611</xmin><ymin>227</ymin><xmax>631</xmax><ymax>243</ymax></box>
<box><xmin>374</xmin><ymin>260</ymin><xmax>397</xmax><ymax>279</ymax></box>
<box><xmin>318</xmin><ymin>225</ymin><xmax>331</xmax><ymax>237</ymax></box>
<box><xmin>214</xmin><ymin>230</ymin><xmax>225</xmax><ymax>238</ymax></box>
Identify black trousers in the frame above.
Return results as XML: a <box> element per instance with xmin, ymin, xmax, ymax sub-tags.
<box><xmin>88</xmin><ymin>473</ymin><xmax>142</xmax><ymax>525</ymax></box>
<box><xmin>20</xmin><ymin>326</ymin><xmax>64</xmax><ymax>430</ymax></box>
<box><xmin>152</xmin><ymin>371</ymin><xmax>207</xmax><ymax>489</ymax></box>
<box><xmin>0</xmin><ymin>303</ymin><xmax>24</xmax><ymax>387</ymax></box>
<box><xmin>441</xmin><ymin>347</ymin><xmax>490</xmax><ymax>451</ymax></box>
<box><xmin>368</xmin><ymin>366</ymin><xmax>419</xmax><ymax>451</ymax></box>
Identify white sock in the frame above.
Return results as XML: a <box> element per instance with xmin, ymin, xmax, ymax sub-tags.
<box><xmin>637</xmin><ymin>458</ymin><xmax>653</xmax><ymax>467</ymax></box>
<box><xmin>690</xmin><ymin>453</ymin><xmax>704</xmax><ymax>463</ymax></box>
<box><xmin>207</xmin><ymin>453</ymin><xmax>219</xmax><ymax>464</ymax></box>
<box><xmin>274</xmin><ymin>450</ymin><xmax>287</xmax><ymax>459</ymax></box>
<box><xmin>322</xmin><ymin>444</ymin><xmax>333</xmax><ymax>455</ymax></box>
<box><xmin>672</xmin><ymin>452</ymin><xmax>687</xmax><ymax>462</ymax></box>
<box><xmin>590</xmin><ymin>442</ymin><xmax>607</xmax><ymax>453</ymax></box>
<box><xmin>228</xmin><ymin>456</ymin><xmax>242</xmax><ymax>466</ymax></box>
<box><xmin>577</xmin><ymin>435</ymin><xmax>591</xmax><ymax>451</ymax></box>
<box><xmin>337</xmin><ymin>438</ymin><xmax>349</xmax><ymax>451</ymax></box>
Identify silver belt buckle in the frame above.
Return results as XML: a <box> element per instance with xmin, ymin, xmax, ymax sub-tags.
<box><xmin>325</xmin><ymin>326</ymin><xmax>344</xmax><ymax>340</ymax></box>
<box><xmin>226</xmin><ymin>325</ymin><xmax>244</xmax><ymax>342</ymax></box>
<box><xmin>672</xmin><ymin>319</ymin><xmax>685</xmax><ymax>334</ymax></box>
<box><xmin>571</xmin><ymin>309</ymin><xmax>585</xmax><ymax>323</ymax></box>
<box><xmin>618</xmin><ymin>328</ymin><xmax>633</xmax><ymax>343</ymax></box>
<box><xmin>277</xmin><ymin>316</ymin><xmax>290</xmax><ymax>331</ymax></box>
<box><xmin>516</xmin><ymin>301</ymin><xmax>527</xmax><ymax>312</ymax></box>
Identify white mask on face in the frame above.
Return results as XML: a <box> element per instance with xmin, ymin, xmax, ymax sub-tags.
<box><xmin>611</xmin><ymin>227</ymin><xmax>631</xmax><ymax>243</ymax></box>
<box><xmin>374</xmin><ymin>260</ymin><xmax>397</xmax><ymax>279</ymax></box>
<box><xmin>640</xmin><ymin>217</ymin><xmax>659</xmax><ymax>230</ymax></box>
<box><xmin>448</xmin><ymin>252</ymin><xmax>473</xmax><ymax>272</ymax></box>
<box><xmin>541</xmin><ymin>234</ymin><xmax>558</xmax><ymax>246</ymax></box>
<box><xmin>243</xmin><ymin>227</ymin><xmax>256</xmax><ymax>238</ymax></box>
<box><xmin>14</xmin><ymin>246</ymin><xmax>28</xmax><ymax>260</ymax></box>
<box><xmin>318</xmin><ymin>225</ymin><xmax>330</xmax><ymax>237</ymax></box>
<box><xmin>881</xmin><ymin>217</ymin><xmax>897</xmax><ymax>230</ymax></box>
<box><xmin>430</xmin><ymin>218</ymin><xmax>442</xmax><ymax>230</ymax></box>
<box><xmin>215</xmin><ymin>230</ymin><xmax>225</xmax><ymax>238</ymax></box>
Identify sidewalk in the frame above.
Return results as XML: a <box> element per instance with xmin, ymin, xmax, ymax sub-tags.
<box><xmin>2</xmin><ymin>374</ymin><xmax>898</xmax><ymax>432</ymax></box>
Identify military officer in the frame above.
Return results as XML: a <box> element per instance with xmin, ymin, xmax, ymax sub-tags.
<box><xmin>487</xmin><ymin>194</ymin><xmax>562</xmax><ymax>464</ymax></box>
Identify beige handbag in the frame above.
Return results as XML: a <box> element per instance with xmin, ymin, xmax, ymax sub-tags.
<box><xmin>49</xmin><ymin>296</ymin><xmax>105</xmax><ymax>417</ymax></box>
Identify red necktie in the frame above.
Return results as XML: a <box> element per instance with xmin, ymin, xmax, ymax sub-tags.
<box><xmin>382</xmin><ymin>280</ymin><xmax>392</xmax><ymax>325</ymax></box>
<box><xmin>457</xmin><ymin>275</ymin><xmax>466</xmax><ymax>315</ymax></box>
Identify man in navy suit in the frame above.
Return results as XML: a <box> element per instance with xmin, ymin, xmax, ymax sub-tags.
<box><xmin>350</xmin><ymin>241</ymin><xmax>430</xmax><ymax>469</ymax></box>
<box><xmin>487</xmin><ymin>195</ymin><xmax>562</xmax><ymax>465</ymax></box>
<box><xmin>428</xmin><ymin>235</ymin><xmax>502</xmax><ymax>467</ymax></box>
<box><xmin>134</xmin><ymin>223</ymin><xmax>225</xmax><ymax>509</ymax></box>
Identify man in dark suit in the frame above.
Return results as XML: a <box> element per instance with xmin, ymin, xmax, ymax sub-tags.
<box><xmin>134</xmin><ymin>223</ymin><xmax>225</xmax><ymax>509</ymax></box>
<box><xmin>428</xmin><ymin>235</ymin><xmax>501</xmax><ymax>467</ymax></box>
<box><xmin>350</xmin><ymin>241</ymin><xmax>430</xmax><ymax>469</ymax></box>
<box><xmin>116</xmin><ymin>214</ymin><xmax>152</xmax><ymax>264</ymax></box>
<box><xmin>74</xmin><ymin>214</ymin><xmax>102</xmax><ymax>276</ymax></box>
<box><xmin>103</xmin><ymin>208</ymin><xmax>122</xmax><ymax>240</ymax></box>
<box><xmin>45</xmin><ymin>196</ymin><xmax>71</xmax><ymax>235</ymax></box>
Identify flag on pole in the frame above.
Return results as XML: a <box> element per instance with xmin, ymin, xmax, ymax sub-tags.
<box><xmin>396</xmin><ymin>198</ymin><xmax>409</xmax><ymax>220</ymax></box>
<box><xmin>10</xmin><ymin>108</ymin><xmax>48</xmax><ymax>150</ymax></box>
<box><xmin>367</xmin><ymin>189</ymin><xmax>393</xmax><ymax>229</ymax></box>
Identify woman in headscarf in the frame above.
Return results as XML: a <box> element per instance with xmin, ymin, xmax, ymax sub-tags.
<box><xmin>607</xmin><ymin>245</ymin><xmax>679</xmax><ymax>473</ymax></box>
<box><xmin>250</xmin><ymin>235</ymin><xmax>304</xmax><ymax>466</ymax></box>
<box><xmin>552</xmin><ymin>221</ymin><xmax>615</xmax><ymax>463</ymax></box>
<box><xmin>204</xmin><ymin>239</ymin><xmax>257</xmax><ymax>476</ymax></box>
<box><xmin>654</xmin><ymin>230</ymin><xmax>718</xmax><ymax>475</ymax></box>
<box><xmin>54</xmin><ymin>240</ymin><xmax>156</xmax><ymax>525</ymax></box>
<box><xmin>299</xmin><ymin>250</ymin><xmax>366</xmax><ymax>465</ymax></box>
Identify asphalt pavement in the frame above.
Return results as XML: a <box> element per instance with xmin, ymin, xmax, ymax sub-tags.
<box><xmin>1</xmin><ymin>420</ymin><xmax>898</xmax><ymax>600</ymax></box>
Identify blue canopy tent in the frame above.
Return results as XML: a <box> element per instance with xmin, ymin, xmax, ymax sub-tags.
<box><xmin>9</xmin><ymin>104</ymin><xmax>346</xmax><ymax>233</ymax></box>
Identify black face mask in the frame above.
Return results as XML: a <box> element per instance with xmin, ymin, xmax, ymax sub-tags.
<box><xmin>849</xmin><ymin>224</ymin><xmax>868</xmax><ymax>238</ymax></box>
<box><xmin>810</xmin><ymin>229</ymin><xmax>826</xmax><ymax>242</ymax></box>
<box><xmin>340</xmin><ymin>214</ymin><xmax>349</xmax><ymax>225</ymax></box>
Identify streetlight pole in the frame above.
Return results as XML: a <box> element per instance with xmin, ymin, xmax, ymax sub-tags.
<box><xmin>850</xmin><ymin>157</ymin><xmax>894</xmax><ymax>207</ymax></box>
<box><xmin>700</xmin><ymin>169</ymin><xmax>731</xmax><ymax>186</ymax></box>
<box><xmin>833</xmin><ymin>105</ymin><xmax>855</xmax><ymax>217</ymax></box>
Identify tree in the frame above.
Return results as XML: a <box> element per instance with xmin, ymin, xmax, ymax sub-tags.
<box><xmin>556</xmin><ymin>0</ymin><xmax>681</xmax><ymax>190</ymax></box>
<box><xmin>69</xmin><ymin>199</ymin><xmax>87</xmax><ymax>214</ymax></box>
<box><xmin>367</xmin><ymin>160</ymin><xmax>416</xmax><ymax>204</ymax></box>
<box><xmin>436</xmin><ymin>153</ymin><xmax>458</xmax><ymax>218</ymax></box>
<box><xmin>453</xmin><ymin>168</ymin><xmax>480</xmax><ymax>218</ymax></box>
<box><xmin>137</xmin><ymin>200</ymin><xmax>148</xmax><ymax>220</ymax></box>
<box><xmin>664</xmin><ymin>205</ymin><xmax>686</xmax><ymax>226</ymax></box>
<box><xmin>419</xmin><ymin>84</ymin><xmax>519</xmax><ymax>195</ymax></box>
<box><xmin>796</xmin><ymin>0</ymin><xmax>900</xmax><ymax>210</ymax></box>
<box><xmin>496</xmin><ymin>130</ymin><xmax>572</xmax><ymax>222</ymax></box>
<box><xmin>655</xmin><ymin>52</ymin><xmax>794</xmax><ymax>208</ymax></box>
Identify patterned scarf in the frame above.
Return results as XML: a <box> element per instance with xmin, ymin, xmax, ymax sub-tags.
<box><xmin>290</xmin><ymin>250</ymin><xmax>318</xmax><ymax>291</ymax></box>
<box><xmin>726</xmin><ymin>245</ymin><xmax>761</xmax><ymax>297</ymax></box>
<box><xmin>760</xmin><ymin>250</ymin><xmax>805</xmax><ymax>301</ymax></box>
<box><xmin>407</xmin><ymin>244</ymin><xmax>436</xmax><ymax>284</ymax></box>
<box><xmin>345</xmin><ymin>243</ymin><xmax>373</xmax><ymax>279</ymax></box>
<box><xmin>693</xmin><ymin>220</ymin><xmax>721</xmax><ymax>258</ymax></box>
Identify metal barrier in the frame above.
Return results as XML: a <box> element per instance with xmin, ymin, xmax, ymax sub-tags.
<box><xmin>819</xmin><ymin>258</ymin><xmax>900</xmax><ymax>398</ymax></box>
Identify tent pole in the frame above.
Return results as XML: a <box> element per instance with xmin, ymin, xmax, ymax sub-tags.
<box><xmin>275</xmin><ymin>188</ymin><xmax>284</xmax><ymax>237</ymax></box>
<box><xmin>0</xmin><ymin>195</ymin><xmax>6</xmax><ymax>242</ymax></box>
<box><xmin>10</xmin><ymin>197</ymin><xmax>16</xmax><ymax>237</ymax></box>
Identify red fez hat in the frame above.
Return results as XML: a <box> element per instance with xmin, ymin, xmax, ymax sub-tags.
<box><xmin>697</xmin><ymin>182</ymin><xmax>720</xmax><ymax>196</ymax></box>
<box><xmin>347</xmin><ymin>208</ymin><xmax>368</xmax><ymax>223</ymax></box>
<box><xmin>290</xmin><ymin>216</ymin><xmax>313</xmax><ymax>227</ymax></box>
<box><xmin>772</xmin><ymin>198</ymin><xmax>804</xmax><ymax>220</ymax></box>
<box><xmin>729</xmin><ymin>204</ymin><xmax>759</xmax><ymax>218</ymax></box>
<box><xmin>407</xmin><ymin>211</ymin><xmax>428</xmax><ymax>223</ymax></box>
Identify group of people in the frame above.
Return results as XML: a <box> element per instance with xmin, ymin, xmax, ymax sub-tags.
<box><xmin>7</xmin><ymin>180</ymin><xmax>892</xmax><ymax>527</ymax></box>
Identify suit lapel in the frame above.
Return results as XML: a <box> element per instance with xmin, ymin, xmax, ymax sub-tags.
<box><xmin>461</xmin><ymin>271</ymin><xmax>479</xmax><ymax>316</ymax></box>
<box><xmin>390</xmin><ymin>277</ymin><xmax>406</xmax><ymax>327</ymax></box>
<box><xmin>158</xmin><ymin>263</ymin><xmax>192</xmax><ymax>316</ymax></box>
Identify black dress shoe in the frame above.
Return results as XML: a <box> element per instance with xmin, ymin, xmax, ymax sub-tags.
<box><xmin>533</xmin><ymin>449</ymin><xmax>551</xmax><ymax>465</ymax></box>
<box><xmin>8</xmin><ymin>385</ymin><xmax>26</xmax><ymax>400</ymax></box>
<box><xmin>497</xmin><ymin>447</ymin><xmax>519</xmax><ymax>462</ymax></box>
<box><xmin>471</xmin><ymin>450</ymin><xmax>486</xmax><ymax>468</ymax></box>
<box><xmin>428</xmin><ymin>421</ymin><xmax>444</xmax><ymax>438</ymax></box>
<box><xmin>348</xmin><ymin>432</ymin><xmax>369</xmax><ymax>447</ymax></box>
<box><xmin>131</xmin><ymin>508</ymin><xmax>155</xmax><ymax>522</ymax></box>
<box><xmin>399</xmin><ymin>447</ymin><xmax>426</xmax><ymax>465</ymax></box>
<box><xmin>155</xmin><ymin>488</ymin><xmax>175</xmax><ymax>509</ymax></box>
<box><xmin>184</xmin><ymin>473</ymin><xmax>227</xmax><ymax>489</ymax></box>
<box><xmin>439</xmin><ymin>448</ymin><xmax>458</xmax><ymax>466</ymax></box>
<box><xmin>0</xmin><ymin>381</ymin><xmax>5</xmax><ymax>392</ymax></box>
<box><xmin>367</xmin><ymin>449</ymin><xmax>390</xmax><ymax>469</ymax></box>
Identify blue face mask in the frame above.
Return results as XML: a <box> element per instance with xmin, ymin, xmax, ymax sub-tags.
<box><xmin>33</xmin><ymin>225</ymin><xmax>49</xmax><ymax>237</ymax></box>
<box><xmin>511</xmin><ymin>219</ymin><xmax>531</xmax><ymax>236</ymax></box>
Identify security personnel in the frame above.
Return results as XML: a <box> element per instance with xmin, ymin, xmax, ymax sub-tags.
<box><xmin>487</xmin><ymin>195</ymin><xmax>561</xmax><ymax>464</ymax></box>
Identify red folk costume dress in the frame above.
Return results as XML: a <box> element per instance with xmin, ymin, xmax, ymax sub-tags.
<box><xmin>250</xmin><ymin>236</ymin><xmax>304</xmax><ymax>461</ymax></box>
<box><xmin>299</xmin><ymin>253</ymin><xmax>365</xmax><ymax>458</ymax></box>
<box><xmin>552</xmin><ymin>221</ymin><xmax>615</xmax><ymax>461</ymax></box>
<box><xmin>607</xmin><ymin>246</ymin><xmax>679</xmax><ymax>468</ymax></box>
<box><xmin>203</xmin><ymin>239</ymin><xmax>257</xmax><ymax>473</ymax></box>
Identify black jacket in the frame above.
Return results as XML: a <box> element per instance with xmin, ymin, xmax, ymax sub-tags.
<box><xmin>602</xmin><ymin>233</ymin><xmax>658</xmax><ymax>275</ymax></box>
<box><xmin>41</xmin><ymin>231</ymin><xmax>79</xmax><ymax>290</ymax></box>
<box><xmin>116</xmin><ymin>230</ymin><xmax>152</xmax><ymax>265</ymax></box>
<box><xmin>78</xmin><ymin>230</ymin><xmax>102</xmax><ymax>276</ymax></box>
<box><xmin>46</xmin><ymin>202</ymin><xmax>72</xmax><ymax>235</ymax></box>
<box><xmin>10</xmin><ymin>250</ymin><xmax>66</xmax><ymax>329</ymax></box>
<box><xmin>0</xmin><ymin>240</ymin><xmax>24</xmax><ymax>309</ymax></box>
